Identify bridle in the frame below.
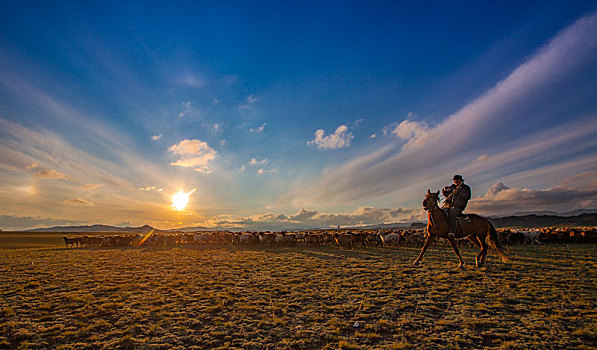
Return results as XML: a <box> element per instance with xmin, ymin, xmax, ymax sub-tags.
<box><xmin>423</xmin><ymin>193</ymin><xmax>440</xmax><ymax>229</ymax></box>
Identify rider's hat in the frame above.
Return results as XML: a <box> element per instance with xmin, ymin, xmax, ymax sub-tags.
<box><xmin>453</xmin><ymin>175</ymin><xmax>464</xmax><ymax>181</ymax></box>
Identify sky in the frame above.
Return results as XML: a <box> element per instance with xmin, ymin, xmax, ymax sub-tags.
<box><xmin>1</xmin><ymin>1</ymin><xmax>597</xmax><ymax>230</ymax></box>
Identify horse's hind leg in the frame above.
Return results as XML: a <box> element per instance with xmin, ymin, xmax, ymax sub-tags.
<box><xmin>447</xmin><ymin>237</ymin><xmax>465</xmax><ymax>268</ymax></box>
<box><xmin>475</xmin><ymin>235</ymin><xmax>488</xmax><ymax>267</ymax></box>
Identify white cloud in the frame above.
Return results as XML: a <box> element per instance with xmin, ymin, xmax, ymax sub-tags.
<box><xmin>391</xmin><ymin>120</ymin><xmax>429</xmax><ymax>146</ymax></box>
<box><xmin>257</xmin><ymin>168</ymin><xmax>278</xmax><ymax>175</ymax></box>
<box><xmin>178</xmin><ymin>101</ymin><xmax>193</xmax><ymax>118</ymax></box>
<box><xmin>307</xmin><ymin>125</ymin><xmax>354</xmax><ymax>149</ymax></box>
<box><xmin>250</xmin><ymin>123</ymin><xmax>266</xmax><ymax>133</ymax></box>
<box><xmin>249</xmin><ymin>157</ymin><xmax>268</xmax><ymax>165</ymax></box>
<box><xmin>151</xmin><ymin>134</ymin><xmax>162</xmax><ymax>141</ymax></box>
<box><xmin>240</xmin><ymin>94</ymin><xmax>259</xmax><ymax>110</ymax></box>
<box><xmin>168</xmin><ymin>139</ymin><xmax>217</xmax><ymax>174</ymax></box>
<box><xmin>370</xmin><ymin>133</ymin><xmax>376</xmax><ymax>139</ymax></box>
<box><xmin>138</xmin><ymin>186</ymin><xmax>163</xmax><ymax>192</ymax></box>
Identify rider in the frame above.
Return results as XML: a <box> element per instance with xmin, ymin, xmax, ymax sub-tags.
<box><xmin>442</xmin><ymin>175</ymin><xmax>471</xmax><ymax>236</ymax></box>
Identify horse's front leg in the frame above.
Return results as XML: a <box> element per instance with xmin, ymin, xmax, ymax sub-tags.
<box><xmin>413</xmin><ymin>234</ymin><xmax>434</xmax><ymax>265</ymax></box>
<box><xmin>447</xmin><ymin>237</ymin><xmax>465</xmax><ymax>268</ymax></box>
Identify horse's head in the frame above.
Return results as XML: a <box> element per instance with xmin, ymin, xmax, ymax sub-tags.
<box><xmin>422</xmin><ymin>189</ymin><xmax>440</xmax><ymax>211</ymax></box>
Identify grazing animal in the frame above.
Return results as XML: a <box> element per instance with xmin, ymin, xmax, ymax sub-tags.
<box><xmin>520</xmin><ymin>230</ymin><xmax>542</xmax><ymax>244</ymax></box>
<box><xmin>414</xmin><ymin>190</ymin><xmax>508</xmax><ymax>268</ymax></box>
<box><xmin>406</xmin><ymin>233</ymin><xmax>424</xmax><ymax>247</ymax></box>
<box><xmin>259</xmin><ymin>232</ymin><xmax>276</xmax><ymax>246</ymax></box>
<box><xmin>333</xmin><ymin>233</ymin><xmax>354</xmax><ymax>249</ymax></box>
<box><xmin>380</xmin><ymin>233</ymin><xmax>401</xmax><ymax>248</ymax></box>
<box><xmin>63</xmin><ymin>236</ymin><xmax>80</xmax><ymax>248</ymax></box>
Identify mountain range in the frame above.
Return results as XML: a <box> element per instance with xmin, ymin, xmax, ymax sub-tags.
<box><xmin>16</xmin><ymin>210</ymin><xmax>597</xmax><ymax>232</ymax></box>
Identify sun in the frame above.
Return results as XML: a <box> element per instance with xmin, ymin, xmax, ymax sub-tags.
<box><xmin>171</xmin><ymin>189</ymin><xmax>196</xmax><ymax>211</ymax></box>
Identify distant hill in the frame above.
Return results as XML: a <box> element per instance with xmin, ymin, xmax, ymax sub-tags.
<box><xmin>18</xmin><ymin>212</ymin><xmax>597</xmax><ymax>233</ymax></box>
<box><xmin>25</xmin><ymin>224</ymin><xmax>157</xmax><ymax>233</ymax></box>
<box><xmin>490</xmin><ymin>213</ymin><xmax>597</xmax><ymax>228</ymax></box>
<box><xmin>490</xmin><ymin>208</ymin><xmax>597</xmax><ymax>218</ymax></box>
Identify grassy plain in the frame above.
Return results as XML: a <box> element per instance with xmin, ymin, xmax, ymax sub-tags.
<box><xmin>0</xmin><ymin>233</ymin><xmax>595</xmax><ymax>349</ymax></box>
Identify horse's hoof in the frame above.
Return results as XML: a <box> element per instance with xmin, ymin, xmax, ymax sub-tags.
<box><xmin>457</xmin><ymin>263</ymin><xmax>465</xmax><ymax>269</ymax></box>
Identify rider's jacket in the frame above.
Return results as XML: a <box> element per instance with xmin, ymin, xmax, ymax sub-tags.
<box><xmin>442</xmin><ymin>183</ymin><xmax>472</xmax><ymax>211</ymax></box>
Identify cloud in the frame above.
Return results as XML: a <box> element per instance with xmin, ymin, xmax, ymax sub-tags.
<box><xmin>239</xmin><ymin>94</ymin><xmax>259</xmax><ymax>110</ymax></box>
<box><xmin>292</xmin><ymin>12</ymin><xmax>597</xmax><ymax>205</ymax></box>
<box><xmin>250</xmin><ymin>123</ymin><xmax>266</xmax><ymax>133</ymax></box>
<box><xmin>178</xmin><ymin>101</ymin><xmax>193</xmax><ymax>118</ymax></box>
<box><xmin>33</xmin><ymin>169</ymin><xmax>70</xmax><ymax>180</ymax></box>
<box><xmin>151</xmin><ymin>134</ymin><xmax>162</xmax><ymax>141</ymax></box>
<box><xmin>138</xmin><ymin>186</ymin><xmax>163</xmax><ymax>192</ymax></box>
<box><xmin>370</xmin><ymin>134</ymin><xmax>376</xmax><ymax>139</ymax></box>
<box><xmin>391</xmin><ymin>120</ymin><xmax>429</xmax><ymax>146</ymax></box>
<box><xmin>468</xmin><ymin>183</ymin><xmax>597</xmax><ymax>215</ymax></box>
<box><xmin>257</xmin><ymin>168</ymin><xmax>278</xmax><ymax>175</ymax></box>
<box><xmin>168</xmin><ymin>139</ymin><xmax>217</xmax><ymax>173</ymax></box>
<box><xmin>307</xmin><ymin>125</ymin><xmax>354</xmax><ymax>149</ymax></box>
<box><xmin>200</xmin><ymin>205</ymin><xmax>423</xmax><ymax>230</ymax></box>
<box><xmin>0</xmin><ymin>215</ymin><xmax>88</xmax><ymax>231</ymax></box>
<box><xmin>249</xmin><ymin>158</ymin><xmax>268</xmax><ymax>165</ymax></box>
<box><xmin>63</xmin><ymin>198</ymin><xmax>94</xmax><ymax>206</ymax></box>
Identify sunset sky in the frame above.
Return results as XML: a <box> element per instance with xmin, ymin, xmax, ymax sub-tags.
<box><xmin>1</xmin><ymin>1</ymin><xmax>597</xmax><ymax>230</ymax></box>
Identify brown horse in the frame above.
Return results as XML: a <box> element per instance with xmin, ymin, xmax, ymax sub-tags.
<box><xmin>414</xmin><ymin>189</ymin><xmax>508</xmax><ymax>268</ymax></box>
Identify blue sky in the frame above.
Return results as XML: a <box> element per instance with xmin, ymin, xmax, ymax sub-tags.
<box><xmin>1</xmin><ymin>1</ymin><xmax>596</xmax><ymax>230</ymax></box>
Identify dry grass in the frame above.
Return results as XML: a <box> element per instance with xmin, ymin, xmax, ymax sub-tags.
<box><xmin>0</xmin><ymin>234</ymin><xmax>595</xmax><ymax>349</ymax></box>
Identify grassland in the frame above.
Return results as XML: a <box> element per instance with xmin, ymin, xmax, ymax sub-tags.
<box><xmin>0</xmin><ymin>233</ymin><xmax>595</xmax><ymax>349</ymax></box>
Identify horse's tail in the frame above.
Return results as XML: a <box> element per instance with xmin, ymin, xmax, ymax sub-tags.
<box><xmin>486</xmin><ymin>221</ymin><xmax>509</xmax><ymax>262</ymax></box>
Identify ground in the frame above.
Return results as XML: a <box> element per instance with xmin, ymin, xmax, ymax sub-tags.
<box><xmin>0</xmin><ymin>233</ymin><xmax>595</xmax><ymax>349</ymax></box>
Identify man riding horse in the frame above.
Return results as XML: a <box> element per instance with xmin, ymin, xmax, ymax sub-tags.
<box><xmin>442</xmin><ymin>175</ymin><xmax>471</xmax><ymax>237</ymax></box>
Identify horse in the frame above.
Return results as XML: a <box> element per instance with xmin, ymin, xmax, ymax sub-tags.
<box><xmin>414</xmin><ymin>189</ymin><xmax>508</xmax><ymax>268</ymax></box>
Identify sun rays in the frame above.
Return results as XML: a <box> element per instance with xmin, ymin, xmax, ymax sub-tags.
<box><xmin>171</xmin><ymin>189</ymin><xmax>196</xmax><ymax>211</ymax></box>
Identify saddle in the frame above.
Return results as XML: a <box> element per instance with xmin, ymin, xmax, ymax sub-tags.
<box><xmin>456</xmin><ymin>214</ymin><xmax>470</xmax><ymax>222</ymax></box>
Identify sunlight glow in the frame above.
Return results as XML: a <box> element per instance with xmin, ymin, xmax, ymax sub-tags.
<box><xmin>171</xmin><ymin>189</ymin><xmax>196</xmax><ymax>211</ymax></box>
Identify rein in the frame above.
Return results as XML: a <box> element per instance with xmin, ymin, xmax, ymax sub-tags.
<box><xmin>425</xmin><ymin>198</ymin><xmax>440</xmax><ymax>231</ymax></box>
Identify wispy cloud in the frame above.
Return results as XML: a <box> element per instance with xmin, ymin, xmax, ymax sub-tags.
<box><xmin>249</xmin><ymin>157</ymin><xmax>268</xmax><ymax>165</ymax></box>
<box><xmin>292</xmin><ymin>12</ymin><xmax>597</xmax><ymax>205</ymax></box>
<box><xmin>249</xmin><ymin>123</ymin><xmax>266</xmax><ymax>133</ymax></box>
<box><xmin>33</xmin><ymin>169</ymin><xmax>70</xmax><ymax>180</ymax></box>
<box><xmin>63</xmin><ymin>198</ymin><xmax>94</xmax><ymax>206</ymax></box>
<box><xmin>307</xmin><ymin>125</ymin><xmax>353</xmax><ymax>149</ymax></box>
<box><xmin>239</xmin><ymin>94</ymin><xmax>259</xmax><ymax>110</ymax></box>
<box><xmin>178</xmin><ymin>101</ymin><xmax>193</xmax><ymax>118</ymax></box>
<box><xmin>138</xmin><ymin>186</ymin><xmax>163</xmax><ymax>192</ymax></box>
<box><xmin>257</xmin><ymin>168</ymin><xmax>278</xmax><ymax>175</ymax></box>
<box><xmin>151</xmin><ymin>134</ymin><xmax>162</xmax><ymax>141</ymax></box>
<box><xmin>168</xmin><ymin>139</ymin><xmax>217</xmax><ymax>173</ymax></box>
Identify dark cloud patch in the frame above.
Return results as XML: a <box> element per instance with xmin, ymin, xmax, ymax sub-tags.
<box><xmin>206</xmin><ymin>206</ymin><xmax>424</xmax><ymax>230</ymax></box>
<box><xmin>468</xmin><ymin>183</ymin><xmax>597</xmax><ymax>215</ymax></box>
<box><xmin>63</xmin><ymin>198</ymin><xmax>94</xmax><ymax>206</ymax></box>
<box><xmin>0</xmin><ymin>215</ymin><xmax>88</xmax><ymax>231</ymax></box>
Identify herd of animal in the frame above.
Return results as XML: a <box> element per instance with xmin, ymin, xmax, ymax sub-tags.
<box><xmin>62</xmin><ymin>226</ymin><xmax>596</xmax><ymax>249</ymax></box>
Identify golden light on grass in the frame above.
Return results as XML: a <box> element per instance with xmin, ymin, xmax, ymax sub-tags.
<box><xmin>171</xmin><ymin>189</ymin><xmax>196</xmax><ymax>211</ymax></box>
